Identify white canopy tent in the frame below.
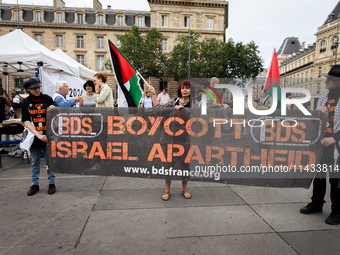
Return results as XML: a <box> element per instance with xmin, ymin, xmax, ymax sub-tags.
<box><xmin>53</xmin><ymin>49</ymin><xmax>96</xmax><ymax>80</ymax></box>
<box><xmin>0</xmin><ymin>29</ymin><xmax>85</xmax><ymax>99</ymax></box>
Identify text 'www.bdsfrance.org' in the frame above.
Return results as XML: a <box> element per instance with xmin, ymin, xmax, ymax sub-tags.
<box><xmin>123</xmin><ymin>166</ymin><xmax>221</xmax><ymax>180</ymax></box>
<box><xmin>123</xmin><ymin>164</ymin><xmax>339</xmax><ymax>180</ymax></box>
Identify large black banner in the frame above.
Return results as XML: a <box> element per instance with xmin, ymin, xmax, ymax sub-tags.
<box><xmin>47</xmin><ymin>108</ymin><xmax>328</xmax><ymax>188</ymax></box>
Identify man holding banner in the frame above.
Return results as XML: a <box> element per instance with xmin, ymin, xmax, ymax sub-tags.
<box><xmin>300</xmin><ymin>65</ymin><xmax>340</xmax><ymax>225</ymax></box>
<box><xmin>22</xmin><ymin>77</ymin><xmax>56</xmax><ymax>196</ymax></box>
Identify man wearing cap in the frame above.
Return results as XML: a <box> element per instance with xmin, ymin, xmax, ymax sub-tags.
<box><xmin>300</xmin><ymin>65</ymin><xmax>340</xmax><ymax>225</ymax></box>
<box><xmin>52</xmin><ymin>81</ymin><xmax>80</xmax><ymax>107</ymax></box>
<box><xmin>21</xmin><ymin>77</ymin><xmax>56</xmax><ymax>196</ymax></box>
<box><xmin>157</xmin><ymin>87</ymin><xmax>170</xmax><ymax>106</ymax></box>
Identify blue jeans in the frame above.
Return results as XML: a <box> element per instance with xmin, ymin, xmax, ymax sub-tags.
<box><xmin>30</xmin><ymin>145</ymin><xmax>55</xmax><ymax>186</ymax></box>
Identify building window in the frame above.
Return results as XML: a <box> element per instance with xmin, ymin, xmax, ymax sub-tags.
<box><xmin>159</xmin><ymin>81</ymin><xmax>168</xmax><ymax>91</ymax></box>
<box><xmin>117</xmin><ymin>16</ymin><xmax>124</xmax><ymax>26</ymax></box>
<box><xmin>162</xmin><ymin>39</ymin><xmax>167</xmax><ymax>51</ymax></box>
<box><xmin>14</xmin><ymin>78</ymin><xmax>20</xmax><ymax>89</ymax></box>
<box><xmin>97</xmin><ymin>37</ymin><xmax>104</xmax><ymax>49</ymax></box>
<box><xmin>77</xmin><ymin>55</ymin><xmax>84</xmax><ymax>65</ymax></box>
<box><xmin>320</xmin><ymin>40</ymin><xmax>327</xmax><ymax>53</ymax></box>
<box><xmin>77</xmin><ymin>36</ymin><xmax>84</xmax><ymax>48</ymax></box>
<box><xmin>328</xmin><ymin>15</ymin><xmax>333</xmax><ymax>23</ymax></box>
<box><xmin>317</xmin><ymin>83</ymin><xmax>320</xmax><ymax>93</ymax></box>
<box><xmin>161</xmin><ymin>15</ymin><xmax>167</xmax><ymax>27</ymax></box>
<box><xmin>184</xmin><ymin>16</ymin><xmax>190</xmax><ymax>28</ymax></box>
<box><xmin>35</xmin><ymin>34</ymin><xmax>42</xmax><ymax>44</ymax></box>
<box><xmin>56</xmin><ymin>35</ymin><xmax>63</xmax><ymax>47</ymax></box>
<box><xmin>77</xmin><ymin>14</ymin><xmax>83</xmax><ymax>24</ymax></box>
<box><xmin>14</xmin><ymin>11</ymin><xmax>20</xmax><ymax>21</ymax></box>
<box><xmin>57</xmin><ymin>13</ymin><xmax>63</xmax><ymax>23</ymax></box>
<box><xmin>97</xmin><ymin>55</ymin><xmax>104</xmax><ymax>71</ymax></box>
<box><xmin>207</xmin><ymin>18</ymin><xmax>213</xmax><ymax>29</ymax></box>
<box><xmin>98</xmin><ymin>15</ymin><xmax>104</xmax><ymax>25</ymax></box>
<box><xmin>318</xmin><ymin>67</ymin><xmax>322</xmax><ymax>77</ymax></box>
<box><xmin>332</xmin><ymin>37</ymin><xmax>338</xmax><ymax>49</ymax></box>
<box><xmin>36</xmin><ymin>12</ymin><xmax>42</xmax><ymax>22</ymax></box>
<box><xmin>137</xmin><ymin>17</ymin><xmax>143</xmax><ymax>27</ymax></box>
<box><xmin>117</xmin><ymin>37</ymin><xmax>121</xmax><ymax>47</ymax></box>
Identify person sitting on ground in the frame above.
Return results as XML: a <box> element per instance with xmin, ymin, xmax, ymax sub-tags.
<box><xmin>79</xmin><ymin>80</ymin><xmax>96</xmax><ymax>107</ymax></box>
<box><xmin>52</xmin><ymin>81</ymin><xmax>80</xmax><ymax>107</ymax></box>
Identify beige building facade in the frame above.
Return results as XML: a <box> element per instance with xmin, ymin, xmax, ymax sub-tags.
<box><xmin>279</xmin><ymin>2</ymin><xmax>340</xmax><ymax>109</ymax></box>
<box><xmin>0</xmin><ymin>0</ymin><xmax>228</xmax><ymax>98</ymax></box>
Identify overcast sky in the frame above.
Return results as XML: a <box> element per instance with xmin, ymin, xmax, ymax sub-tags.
<box><xmin>3</xmin><ymin>0</ymin><xmax>340</xmax><ymax>67</ymax></box>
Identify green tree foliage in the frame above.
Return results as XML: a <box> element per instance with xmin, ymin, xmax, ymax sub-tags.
<box><xmin>166</xmin><ymin>31</ymin><xmax>201</xmax><ymax>82</ymax></box>
<box><xmin>105</xmin><ymin>27</ymin><xmax>264</xmax><ymax>84</ymax></box>
<box><xmin>104</xmin><ymin>26</ymin><xmax>166</xmax><ymax>79</ymax></box>
<box><xmin>167</xmin><ymin>33</ymin><xmax>264</xmax><ymax>82</ymax></box>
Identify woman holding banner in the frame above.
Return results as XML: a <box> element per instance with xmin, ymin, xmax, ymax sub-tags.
<box><xmin>149</xmin><ymin>80</ymin><xmax>197</xmax><ymax>201</ymax></box>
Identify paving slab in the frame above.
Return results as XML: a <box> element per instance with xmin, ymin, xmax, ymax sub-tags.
<box><xmin>231</xmin><ymin>185</ymin><xmax>331</xmax><ymax>204</ymax></box>
<box><xmin>104</xmin><ymin>176</ymin><xmax>227</xmax><ymax>190</ymax></box>
<box><xmin>75</xmin><ymin>233</ymin><xmax>297</xmax><ymax>255</ymax></box>
<box><xmin>280</xmin><ymin>230</ymin><xmax>340</xmax><ymax>255</ymax></box>
<box><xmin>0</xmin><ymin>189</ymin><xmax>99</xmax><ymax>214</ymax></box>
<box><xmin>95</xmin><ymin>187</ymin><xmax>245</xmax><ymax>210</ymax></box>
<box><xmin>13</xmin><ymin>207</ymin><xmax>90</xmax><ymax>246</ymax></box>
<box><xmin>0</xmin><ymin>155</ymin><xmax>26</xmax><ymax>172</ymax></box>
<box><xmin>81</xmin><ymin>206</ymin><xmax>273</xmax><ymax>243</ymax></box>
<box><xmin>0</xmin><ymin>211</ymin><xmax>60</xmax><ymax>246</ymax></box>
<box><xmin>0</xmin><ymin>243</ymin><xmax>75</xmax><ymax>255</ymax></box>
<box><xmin>251</xmin><ymin>203</ymin><xmax>340</xmax><ymax>232</ymax></box>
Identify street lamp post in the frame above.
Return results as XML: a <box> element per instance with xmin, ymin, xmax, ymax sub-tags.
<box><xmin>187</xmin><ymin>28</ymin><xmax>193</xmax><ymax>81</ymax></box>
<box><xmin>335</xmin><ymin>18</ymin><xmax>340</xmax><ymax>65</ymax></box>
<box><xmin>17</xmin><ymin>0</ymin><xmax>20</xmax><ymax>29</ymax></box>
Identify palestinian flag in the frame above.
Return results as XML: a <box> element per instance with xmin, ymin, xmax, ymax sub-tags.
<box><xmin>264</xmin><ymin>49</ymin><xmax>282</xmax><ymax>109</ymax></box>
<box><xmin>108</xmin><ymin>39</ymin><xmax>142</xmax><ymax>107</ymax></box>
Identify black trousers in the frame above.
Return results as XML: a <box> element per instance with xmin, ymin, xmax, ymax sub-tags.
<box><xmin>311</xmin><ymin>157</ymin><xmax>340</xmax><ymax>214</ymax></box>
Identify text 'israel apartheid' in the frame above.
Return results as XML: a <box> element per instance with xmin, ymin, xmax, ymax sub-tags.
<box><xmin>47</xmin><ymin>107</ymin><xmax>327</xmax><ymax>188</ymax></box>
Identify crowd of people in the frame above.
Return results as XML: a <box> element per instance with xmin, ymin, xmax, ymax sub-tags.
<box><xmin>1</xmin><ymin>67</ymin><xmax>339</xmax><ymax>225</ymax></box>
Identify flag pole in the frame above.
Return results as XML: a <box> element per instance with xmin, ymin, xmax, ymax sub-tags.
<box><xmin>137</xmin><ymin>71</ymin><xmax>150</xmax><ymax>87</ymax></box>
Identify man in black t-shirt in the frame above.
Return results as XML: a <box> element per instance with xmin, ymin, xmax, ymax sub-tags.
<box><xmin>21</xmin><ymin>77</ymin><xmax>56</xmax><ymax>196</ymax></box>
<box><xmin>300</xmin><ymin>65</ymin><xmax>340</xmax><ymax>225</ymax></box>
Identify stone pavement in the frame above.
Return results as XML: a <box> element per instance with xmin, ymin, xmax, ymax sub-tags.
<box><xmin>0</xmin><ymin>154</ymin><xmax>340</xmax><ymax>255</ymax></box>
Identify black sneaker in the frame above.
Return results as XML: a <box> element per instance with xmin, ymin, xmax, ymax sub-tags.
<box><xmin>27</xmin><ymin>185</ymin><xmax>39</xmax><ymax>196</ymax></box>
<box><xmin>325</xmin><ymin>212</ymin><xmax>340</xmax><ymax>225</ymax></box>
<box><xmin>300</xmin><ymin>203</ymin><xmax>323</xmax><ymax>214</ymax></box>
<box><xmin>48</xmin><ymin>184</ymin><xmax>56</xmax><ymax>195</ymax></box>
